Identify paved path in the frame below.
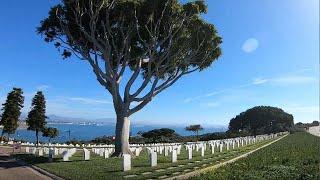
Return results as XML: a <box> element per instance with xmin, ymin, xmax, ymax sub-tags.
<box><xmin>0</xmin><ymin>146</ymin><xmax>52</xmax><ymax>180</ymax></box>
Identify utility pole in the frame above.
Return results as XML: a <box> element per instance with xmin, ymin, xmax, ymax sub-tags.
<box><xmin>65</xmin><ymin>129</ymin><xmax>71</xmax><ymax>142</ymax></box>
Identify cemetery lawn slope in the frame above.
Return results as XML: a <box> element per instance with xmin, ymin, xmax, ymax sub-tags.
<box><xmin>11</xmin><ymin>137</ymin><xmax>279</xmax><ymax>180</ymax></box>
<box><xmin>192</xmin><ymin>132</ymin><xmax>320</xmax><ymax>180</ymax></box>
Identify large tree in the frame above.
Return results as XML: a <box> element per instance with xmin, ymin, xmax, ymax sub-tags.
<box><xmin>26</xmin><ymin>91</ymin><xmax>47</xmax><ymax>145</ymax></box>
<box><xmin>38</xmin><ymin>0</ymin><xmax>222</xmax><ymax>156</ymax></box>
<box><xmin>0</xmin><ymin>88</ymin><xmax>24</xmax><ymax>139</ymax></box>
<box><xmin>228</xmin><ymin>106</ymin><xmax>294</xmax><ymax>135</ymax></box>
<box><xmin>185</xmin><ymin>124</ymin><xmax>203</xmax><ymax>141</ymax></box>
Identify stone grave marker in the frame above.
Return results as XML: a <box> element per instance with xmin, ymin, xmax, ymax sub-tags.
<box><xmin>122</xmin><ymin>154</ymin><xmax>131</xmax><ymax>171</ymax></box>
<box><xmin>150</xmin><ymin>151</ymin><xmax>157</xmax><ymax>167</ymax></box>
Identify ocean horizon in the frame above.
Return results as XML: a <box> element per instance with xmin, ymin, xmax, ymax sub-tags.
<box><xmin>0</xmin><ymin>123</ymin><xmax>227</xmax><ymax>143</ymax></box>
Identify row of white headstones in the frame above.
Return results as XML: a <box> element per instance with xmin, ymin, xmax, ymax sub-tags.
<box><xmin>23</xmin><ymin>132</ymin><xmax>287</xmax><ymax>171</ymax></box>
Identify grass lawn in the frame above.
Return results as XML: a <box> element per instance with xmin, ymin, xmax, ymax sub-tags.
<box><xmin>13</xmin><ymin>137</ymin><xmax>278</xmax><ymax>180</ymax></box>
<box><xmin>192</xmin><ymin>132</ymin><xmax>320</xmax><ymax>180</ymax></box>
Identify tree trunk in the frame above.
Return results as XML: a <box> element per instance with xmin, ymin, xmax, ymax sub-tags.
<box><xmin>196</xmin><ymin>130</ymin><xmax>199</xmax><ymax>141</ymax></box>
<box><xmin>36</xmin><ymin>130</ymin><xmax>39</xmax><ymax>146</ymax></box>
<box><xmin>112</xmin><ymin>113</ymin><xmax>133</xmax><ymax>157</ymax></box>
<box><xmin>0</xmin><ymin>131</ymin><xmax>4</xmax><ymax>141</ymax></box>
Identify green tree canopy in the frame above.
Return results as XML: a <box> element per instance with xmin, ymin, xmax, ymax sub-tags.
<box><xmin>37</xmin><ymin>0</ymin><xmax>222</xmax><ymax>156</ymax></box>
<box><xmin>141</xmin><ymin>128</ymin><xmax>181</xmax><ymax>143</ymax></box>
<box><xmin>26</xmin><ymin>91</ymin><xmax>47</xmax><ymax>145</ymax></box>
<box><xmin>0</xmin><ymin>88</ymin><xmax>24</xmax><ymax>138</ymax></box>
<box><xmin>228</xmin><ymin>106</ymin><xmax>294</xmax><ymax>135</ymax></box>
<box><xmin>42</xmin><ymin>127</ymin><xmax>59</xmax><ymax>143</ymax></box>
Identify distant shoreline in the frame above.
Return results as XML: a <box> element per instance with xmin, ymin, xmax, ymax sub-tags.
<box><xmin>0</xmin><ymin>122</ymin><xmax>28</xmax><ymax>130</ymax></box>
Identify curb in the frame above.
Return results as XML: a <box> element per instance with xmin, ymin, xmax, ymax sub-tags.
<box><xmin>166</xmin><ymin>134</ymin><xmax>289</xmax><ymax>180</ymax></box>
<box><xmin>14</xmin><ymin>157</ymin><xmax>65</xmax><ymax>180</ymax></box>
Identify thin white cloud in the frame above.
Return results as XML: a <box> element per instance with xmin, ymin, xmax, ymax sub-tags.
<box><xmin>284</xmin><ymin>105</ymin><xmax>319</xmax><ymax>114</ymax></box>
<box><xmin>24</xmin><ymin>91</ymin><xmax>37</xmax><ymax>98</ymax></box>
<box><xmin>184</xmin><ymin>83</ymin><xmax>251</xmax><ymax>103</ymax></box>
<box><xmin>67</xmin><ymin>97</ymin><xmax>112</xmax><ymax>105</ymax></box>
<box><xmin>252</xmin><ymin>75</ymin><xmax>316</xmax><ymax>85</ymax></box>
<box><xmin>279</xmin><ymin>102</ymin><xmax>320</xmax><ymax>114</ymax></box>
<box><xmin>272</xmin><ymin>76</ymin><xmax>316</xmax><ymax>84</ymax></box>
<box><xmin>202</xmin><ymin>102</ymin><xmax>220</xmax><ymax>108</ymax></box>
<box><xmin>279</xmin><ymin>104</ymin><xmax>319</xmax><ymax>122</ymax></box>
<box><xmin>252</xmin><ymin>78</ymin><xmax>269</xmax><ymax>85</ymax></box>
<box><xmin>184</xmin><ymin>68</ymin><xmax>317</xmax><ymax>103</ymax></box>
<box><xmin>36</xmin><ymin>85</ymin><xmax>50</xmax><ymax>91</ymax></box>
<box><xmin>295</xmin><ymin>68</ymin><xmax>313</xmax><ymax>73</ymax></box>
<box><xmin>242</xmin><ymin>38</ymin><xmax>259</xmax><ymax>53</ymax></box>
<box><xmin>184</xmin><ymin>91</ymin><xmax>223</xmax><ymax>103</ymax></box>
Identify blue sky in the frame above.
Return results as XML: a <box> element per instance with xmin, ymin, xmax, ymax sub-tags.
<box><xmin>0</xmin><ymin>0</ymin><xmax>319</xmax><ymax>126</ymax></box>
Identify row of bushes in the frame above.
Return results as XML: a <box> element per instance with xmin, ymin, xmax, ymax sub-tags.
<box><xmin>90</xmin><ymin>129</ymin><xmax>255</xmax><ymax>145</ymax></box>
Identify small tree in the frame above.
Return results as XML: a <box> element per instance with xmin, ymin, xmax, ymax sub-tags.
<box><xmin>42</xmin><ymin>127</ymin><xmax>59</xmax><ymax>143</ymax></box>
<box><xmin>185</xmin><ymin>124</ymin><xmax>203</xmax><ymax>141</ymax></box>
<box><xmin>0</xmin><ymin>88</ymin><xmax>24</xmax><ymax>140</ymax></box>
<box><xmin>26</xmin><ymin>91</ymin><xmax>47</xmax><ymax>145</ymax></box>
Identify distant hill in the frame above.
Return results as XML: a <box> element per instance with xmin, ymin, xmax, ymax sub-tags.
<box><xmin>228</xmin><ymin>106</ymin><xmax>294</xmax><ymax>135</ymax></box>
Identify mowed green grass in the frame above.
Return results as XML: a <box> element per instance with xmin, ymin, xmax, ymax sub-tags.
<box><xmin>13</xmin><ymin>138</ymin><xmax>276</xmax><ymax>180</ymax></box>
<box><xmin>192</xmin><ymin>132</ymin><xmax>320</xmax><ymax>180</ymax></box>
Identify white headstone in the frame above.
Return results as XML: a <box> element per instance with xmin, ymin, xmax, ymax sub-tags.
<box><xmin>177</xmin><ymin>146</ymin><xmax>181</xmax><ymax>155</ymax></box>
<box><xmin>188</xmin><ymin>147</ymin><xmax>192</xmax><ymax>160</ymax></box>
<box><xmin>99</xmin><ymin>149</ymin><xmax>104</xmax><ymax>156</ymax></box>
<box><xmin>38</xmin><ymin>148</ymin><xmax>44</xmax><ymax>156</ymax></box>
<box><xmin>150</xmin><ymin>152</ymin><xmax>157</xmax><ymax>167</ymax></box>
<box><xmin>201</xmin><ymin>146</ymin><xmax>205</xmax><ymax>157</ymax></box>
<box><xmin>32</xmin><ymin>148</ymin><xmax>36</xmax><ymax>154</ymax></box>
<box><xmin>211</xmin><ymin>144</ymin><xmax>215</xmax><ymax>154</ymax></box>
<box><xmin>135</xmin><ymin>147</ymin><xmax>141</xmax><ymax>156</ymax></box>
<box><xmin>122</xmin><ymin>154</ymin><xmax>131</xmax><ymax>171</ymax></box>
<box><xmin>171</xmin><ymin>149</ymin><xmax>177</xmax><ymax>163</ymax></box>
<box><xmin>164</xmin><ymin>147</ymin><xmax>169</xmax><ymax>156</ymax></box>
<box><xmin>83</xmin><ymin>148</ymin><xmax>90</xmax><ymax>160</ymax></box>
<box><xmin>54</xmin><ymin>148</ymin><xmax>59</xmax><ymax>155</ymax></box>
<box><xmin>62</xmin><ymin>151</ymin><xmax>69</xmax><ymax>161</ymax></box>
<box><xmin>104</xmin><ymin>148</ymin><xmax>110</xmax><ymax>159</ymax></box>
